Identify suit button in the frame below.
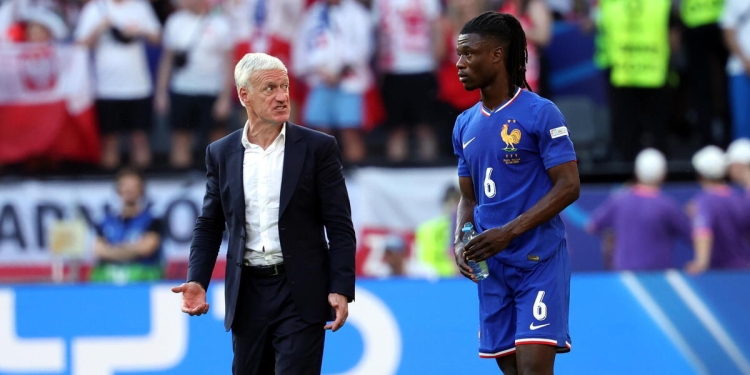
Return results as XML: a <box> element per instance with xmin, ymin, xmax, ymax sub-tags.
<box><xmin>279</xmin><ymin>227</ymin><xmax>286</xmax><ymax>231</ymax></box>
<box><xmin>236</xmin><ymin>262</ymin><xmax>241</xmax><ymax>268</ymax></box>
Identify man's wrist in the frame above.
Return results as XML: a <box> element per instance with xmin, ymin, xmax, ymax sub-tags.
<box><xmin>188</xmin><ymin>280</ymin><xmax>206</xmax><ymax>291</ymax></box>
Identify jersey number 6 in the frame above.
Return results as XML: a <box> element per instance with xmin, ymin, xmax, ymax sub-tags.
<box><xmin>533</xmin><ymin>291</ymin><xmax>548</xmax><ymax>321</ymax></box>
<box><xmin>484</xmin><ymin>168</ymin><xmax>496</xmax><ymax>198</ymax></box>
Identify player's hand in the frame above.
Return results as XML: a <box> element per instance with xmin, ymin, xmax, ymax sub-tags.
<box><xmin>464</xmin><ymin>226</ymin><xmax>514</xmax><ymax>263</ymax></box>
<box><xmin>324</xmin><ymin>293</ymin><xmax>348</xmax><ymax>332</ymax></box>
<box><xmin>454</xmin><ymin>243</ymin><xmax>477</xmax><ymax>282</ymax></box>
<box><xmin>685</xmin><ymin>259</ymin><xmax>709</xmax><ymax>275</ymax></box>
<box><xmin>171</xmin><ymin>282</ymin><xmax>210</xmax><ymax>316</ymax></box>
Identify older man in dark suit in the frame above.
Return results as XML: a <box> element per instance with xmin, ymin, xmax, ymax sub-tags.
<box><xmin>171</xmin><ymin>52</ymin><xmax>356</xmax><ymax>375</ymax></box>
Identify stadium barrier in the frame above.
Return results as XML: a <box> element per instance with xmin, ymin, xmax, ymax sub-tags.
<box><xmin>0</xmin><ymin>169</ymin><xmax>708</xmax><ymax>282</ymax></box>
<box><xmin>0</xmin><ymin>271</ymin><xmax>749</xmax><ymax>375</ymax></box>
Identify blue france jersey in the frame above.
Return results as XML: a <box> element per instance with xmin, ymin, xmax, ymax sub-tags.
<box><xmin>453</xmin><ymin>88</ymin><xmax>577</xmax><ymax>268</ymax></box>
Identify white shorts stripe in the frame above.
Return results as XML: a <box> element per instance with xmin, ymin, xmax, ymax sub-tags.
<box><xmin>515</xmin><ymin>338</ymin><xmax>558</xmax><ymax>345</ymax></box>
<box><xmin>478</xmin><ymin>347</ymin><xmax>516</xmax><ymax>358</ymax></box>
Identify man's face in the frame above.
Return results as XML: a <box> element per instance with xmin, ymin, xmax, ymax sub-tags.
<box><xmin>456</xmin><ymin>33</ymin><xmax>501</xmax><ymax>91</ymax></box>
<box><xmin>239</xmin><ymin>69</ymin><xmax>291</xmax><ymax>125</ymax></box>
<box><xmin>117</xmin><ymin>175</ymin><xmax>143</xmax><ymax>207</ymax></box>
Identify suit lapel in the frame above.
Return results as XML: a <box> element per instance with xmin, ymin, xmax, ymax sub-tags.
<box><xmin>279</xmin><ymin>123</ymin><xmax>305</xmax><ymax>217</ymax></box>
<box><xmin>226</xmin><ymin>132</ymin><xmax>245</xmax><ymax>227</ymax></box>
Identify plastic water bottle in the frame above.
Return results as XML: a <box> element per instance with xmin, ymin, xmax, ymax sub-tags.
<box><xmin>461</xmin><ymin>223</ymin><xmax>489</xmax><ymax>281</ymax></box>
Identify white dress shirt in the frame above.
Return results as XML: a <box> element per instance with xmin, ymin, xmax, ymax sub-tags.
<box><xmin>241</xmin><ymin>121</ymin><xmax>286</xmax><ymax>266</ymax></box>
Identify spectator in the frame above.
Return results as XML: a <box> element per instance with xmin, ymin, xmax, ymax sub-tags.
<box><xmin>496</xmin><ymin>0</ymin><xmax>552</xmax><ymax>93</ymax></box>
<box><xmin>435</xmin><ymin>0</ymin><xmax>484</xmax><ymax>155</ymax></box>
<box><xmin>720</xmin><ymin>0</ymin><xmax>750</xmax><ymax>140</ymax></box>
<box><xmin>90</xmin><ymin>168</ymin><xmax>164</xmax><ymax>283</ymax></box>
<box><xmin>74</xmin><ymin>0</ymin><xmax>161</xmax><ymax>170</ymax></box>
<box><xmin>586</xmin><ymin>148</ymin><xmax>691</xmax><ymax>271</ymax></box>
<box><xmin>373</xmin><ymin>0</ymin><xmax>443</xmax><ymax>162</ymax></box>
<box><xmin>18</xmin><ymin>6</ymin><xmax>67</xmax><ymax>42</ymax></box>
<box><xmin>0</xmin><ymin>0</ymin><xmax>60</xmax><ymax>42</ymax></box>
<box><xmin>595</xmin><ymin>0</ymin><xmax>674</xmax><ymax>162</ymax></box>
<box><xmin>681</xmin><ymin>0</ymin><xmax>730</xmax><ymax>148</ymax></box>
<box><xmin>370</xmin><ymin>235</ymin><xmax>437</xmax><ymax>278</ymax></box>
<box><xmin>292</xmin><ymin>0</ymin><xmax>373</xmax><ymax>164</ymax></box>
<box><xmin>413</xmin><ymin>184</ymin><xmax>461</xmax><ymax>277</ymax></box>
<box><xmin>155</xmin><ymin>0</ymin><xmax>234</xmax><ymax>169</ymax></box>
<box><xmin>726</xmin><ymin>137</ymin><xmax>750</xmax><ymax>192</ymax></box>
<box><xmin>686</xmin><ymin>145</ymin><xmax>750</xmax><ymax>274</ymax></box>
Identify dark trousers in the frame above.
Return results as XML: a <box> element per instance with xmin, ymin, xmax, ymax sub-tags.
<box><xmin>684</xmin><ymin>23</ymin><xmax>730</xmax><ymax>147</ymax></box>
<box><xmin>232</xmin><ymin>269</ymin><xmax>325</xmax><ymax>375</ymax></box>
<box><xmin>610</xmin><ymin>86</ymin><xmax>669</xmax><ymax>162</ymax></box>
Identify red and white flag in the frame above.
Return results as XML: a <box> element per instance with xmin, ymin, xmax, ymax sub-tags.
<box><xmin>0</xmin><ymin>43</ymin><xmax>100</xmax><ymax>164</ymax></box>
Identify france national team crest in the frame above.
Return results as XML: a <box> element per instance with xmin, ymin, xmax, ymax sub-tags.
<box><xmin>501</xmin><ymin>119</ymin><xmax>521</xmax><ymax>152</ymax></box>
<box><xmin>502</xmin><ymin>119</ymin><xmax>521</xmax><ymax>165</ymax></box>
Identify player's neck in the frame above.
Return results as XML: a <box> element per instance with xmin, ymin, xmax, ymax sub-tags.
<box><xmin>480</xmin><ymin>79</ymin><xmax>513</xmax><ymax>110</ymax></box>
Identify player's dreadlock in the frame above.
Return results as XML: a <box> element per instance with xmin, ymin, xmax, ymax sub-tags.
<box><xmin>460</xmin><ymin>11</ymin><xmax>531</xmax><ymax>97</ymax></box>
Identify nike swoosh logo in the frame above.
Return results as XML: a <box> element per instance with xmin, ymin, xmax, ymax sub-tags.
<box><xmin>529</xmin><ymin>322</ymin><xmax>550</xmax><ymax>330</ymax></box>
<box><xmin>462</xmin><ymin>137</ymin><xmax>476</xmax><ymax>149</ymax></box>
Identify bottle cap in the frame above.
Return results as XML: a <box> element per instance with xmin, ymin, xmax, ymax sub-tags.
<box><xmin>462</xmin><ymin>222</ymin><xmax>473</xmax><ymax>232</ymax></box>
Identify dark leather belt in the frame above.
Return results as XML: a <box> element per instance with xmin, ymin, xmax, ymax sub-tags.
<box><xmin>243</xmin><ymin>260</ymin><xmax>285</xmax><ymax>277</ymax></box>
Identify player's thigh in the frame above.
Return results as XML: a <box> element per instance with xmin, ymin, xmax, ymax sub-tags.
<box><xmin>514</xmin><ymin>252</ymin><xmax>571</xmax><ymax>352</ymax></box>
<box><xmin>331</xmin><ymin>90</ymin><xmax>363</xmax><ymax>129</ymax></box>
<box><xmin>515</xmin><ymin>344</ymin><xmax>557</xmax><ymax>375</ymax></box>
<box><xmin>478</xmin><ymin>260</ymin><xmax>518</xmax><ymax>358</ymax></box>
<box><xmin>303</xmin><ymin>85</ymin><xmax>334</xmax><ymax>129</ymax></box>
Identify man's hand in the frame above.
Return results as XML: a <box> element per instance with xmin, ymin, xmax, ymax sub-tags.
<box><xmin>453</xmin><ymin>242</ymin><xmax>476</xmax><ymax>282</ymax></box>
<box><xmin>324</xmin><ymin>293</ymin><xmax>348</xmax><ymax>332</ymax></box>
<box><xmin>464</xmin><ymin>226</ymin><xmax>515</xmax><ymax>263</ymax></box>
<box><xmin>171</xmin><ymin>282</ymin><xmax>210</xmax><ymax>316</ymax></box>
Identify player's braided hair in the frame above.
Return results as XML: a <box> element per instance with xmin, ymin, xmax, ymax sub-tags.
<box><xmin>460</xmin><ymin>11</ymin><xmax>531</xmax><ymax>97</ymax></box>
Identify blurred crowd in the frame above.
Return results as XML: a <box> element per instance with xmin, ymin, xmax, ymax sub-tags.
<box><xmin>0</xmin><ymin>0</ymin><xmax>748</xmax><ymax>174</ymax></box>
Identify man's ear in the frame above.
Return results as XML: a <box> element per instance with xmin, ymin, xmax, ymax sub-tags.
<box><xmin>492</xmin><ymin>46</ymin><xmax>504</xmax><ymax>64</ymax></box>
<box><xmin>238</xmin><ymin>87</ymin><xmax>249</xmax><ymax>107</ymax></box>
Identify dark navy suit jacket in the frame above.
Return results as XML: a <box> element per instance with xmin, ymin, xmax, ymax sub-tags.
<box><xmin>187</xmin><ymin>122</ymin><xmax>356</xmax><ymax>331</ymax></box>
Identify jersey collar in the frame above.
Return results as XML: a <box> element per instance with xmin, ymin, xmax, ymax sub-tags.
<box><xmin>480</xmin><ymin>87</ymin><xmax>522</xmax><ymax>117</ymax></box>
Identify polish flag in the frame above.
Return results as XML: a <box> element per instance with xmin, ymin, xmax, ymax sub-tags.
<box><xmin>0</xmin><ymin>43</ymin><xmax>100</xmax><ymax>164</ymax></box>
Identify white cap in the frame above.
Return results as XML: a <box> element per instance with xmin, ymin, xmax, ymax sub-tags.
<box><xmin>634</xmin><ymin>148</ymin><xmax>667</xmax><ymax>184</ymax></box>
<box><xmin>692</xmin><ymin>145</ymin><xmax>727</xmax><ymax>180</ymax></box>
<box><xmin>21</xmin><ymin>7</ymin><xmax>68</xmax><ymax>41</ymax></box>
<box><xmin>726</xmin><ymin>138</ymin><xmax>750</xmax><ymax>165</ymax></box>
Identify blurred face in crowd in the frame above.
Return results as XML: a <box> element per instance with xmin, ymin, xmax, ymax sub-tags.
<box><xmin>456</xmin><ymin>33</ymin><xmax>502</xmax><ymax>91</ymax></box>
<box><xmin>728</xmin><ymin>163</ymin><xmax>750</xmax><ymax>188</ymax></box>
<box><xmin>25</xmin><ymin>22</ymin><xmax>52</xmax><ymax>43</ymax></box>
<box><xmin>239</xmin><ymin>69</ymin><xmax>291</xmax><ymax>126</ymax></box>
<box><xmin>178</xmin><ymin>0</ymin><xmax>206</xmax><ymax>13</ymax></box>
<box><xmin>117</xmin><ymin>174</ymin><xmax>144</xmax><ymax>208</ymax></box>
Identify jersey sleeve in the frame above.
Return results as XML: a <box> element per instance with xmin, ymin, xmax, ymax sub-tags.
<box><xmin>74</xmin><ymin>2</ymin><xmax>102</xmax><ymax>42</ymax></box>
<box><xmin>452</xmin><ymin>114</ymin><xmax>470</xmax><ymax>177</ymax></box>
<box><xmin>534</xmin><ymin>103</ymin><xmax>577</xmax><ymax>170</ymax></box>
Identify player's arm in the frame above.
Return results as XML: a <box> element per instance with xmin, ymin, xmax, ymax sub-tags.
<box><xmin>687</xmin><ymin>201</ymin><xmax>712</xmax><ymax>274</ymax></box>
<box><xmin>453</xmin><ymin>176</ymin><xmax>477</xmax><ymax>281</ymax></box>
<box><xmin>465</xmin><ymin>162</ymin><xmax>580</xmax><ymax>263</ymax></box>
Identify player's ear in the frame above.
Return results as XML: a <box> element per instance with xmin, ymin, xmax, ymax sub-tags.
<box><xmin>492</xmin><ymin>45</ymin><xmax>504</xmax><ymax>64</ymax></box>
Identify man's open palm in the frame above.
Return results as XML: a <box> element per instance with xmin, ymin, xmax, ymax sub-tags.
<box><xmin>171</xmin><ymin>282</ymin><xmax>210</xmax><ymax>316</ymax></box>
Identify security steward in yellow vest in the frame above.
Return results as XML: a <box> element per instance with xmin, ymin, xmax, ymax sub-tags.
<box><xmin>597</xmin><ymin>0</ymin><xmax>674</xmax><ymax>162</ymax></box>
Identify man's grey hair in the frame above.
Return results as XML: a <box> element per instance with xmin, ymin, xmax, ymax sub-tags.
<box><xmin>234</xmin><ymin>53</ymin><xmax>287</xmax><ymax>91</ymax></box>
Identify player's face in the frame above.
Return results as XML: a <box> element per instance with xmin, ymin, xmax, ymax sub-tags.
<box><xmin>240</xmin><ymin>69</ymin><xmax>291</xmax><ymax>126</ymax></box>
<box><xmin>456</xmin><ymin>33</ymin><xmax>501</xmax><ymax>91</ymax></box>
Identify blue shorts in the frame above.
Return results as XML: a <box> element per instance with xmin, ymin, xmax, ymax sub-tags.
<box><xmin>478</xmin><ymin>247</ymin><xmax>572</xmax><ymax>358</ymax></box>
<box><xmin>303</xmin><ymin>86</ymin><xmax>363</xmax><ymax>129</ymax></box>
